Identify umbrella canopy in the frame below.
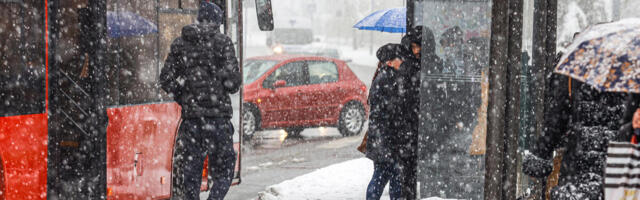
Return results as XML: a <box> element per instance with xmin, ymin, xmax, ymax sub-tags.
<box><xmin>353</xmin><ymin>7</ymin><xmax>406</xmax><ymax>33</ymax></box>
<box><xmin>554</xmin><ymin>18</ymin><xmax>640</xmax><ymax>93</ymax></box>
<box><xmin>107</xmin><ymin>11</ymin><xmax>158</xmax><ymax>38</ymax></box>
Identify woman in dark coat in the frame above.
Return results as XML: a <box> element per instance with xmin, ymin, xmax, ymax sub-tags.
<box><xmin>523</xmin><ymin>71</ymin><xmax>626</xmax><ymax>199</ymax></box>
<box><xmin>365</xmin><ymin>43</ymin><xmax>407</xmax><ymax>200</ymax></box>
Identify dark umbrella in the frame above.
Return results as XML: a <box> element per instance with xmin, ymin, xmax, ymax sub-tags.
<box><xmin>107</xmin><ymin>11</ymin><xmax>158</xmax><ymax>38</ymax></box>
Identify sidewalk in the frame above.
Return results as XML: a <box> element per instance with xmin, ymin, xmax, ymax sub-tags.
<box><xmin>256</xmin><ymin>158</ymin><xmax>384</xmax><ymax>200</ymax></box>
<box><xmin>256</xmin><ymin>158</ymin><xmax>455</xmax><ymax>200</ymax></box>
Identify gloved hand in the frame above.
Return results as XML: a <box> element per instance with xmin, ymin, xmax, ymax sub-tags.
<box><xmin>522</xmin><ymin>152</ymin><xmax>553</xmax><ymax>178</ymax></box>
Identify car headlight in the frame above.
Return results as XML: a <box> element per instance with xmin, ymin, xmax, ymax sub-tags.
<box><xmin>273</xmin><ymin>45</ymin><xmax>284</xmax><ymax>54</ymax></box>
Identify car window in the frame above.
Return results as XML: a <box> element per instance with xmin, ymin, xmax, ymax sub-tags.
<box><xmin>263</xmin><ymin>61</ymin><xmax>308</xmax><ymax>88</ymax></box>
<box><xmin>243</xmin><ymin>60</ymin><xmax>278</xmax><ymax>84</ymax></box>
<box><xmin>308</xmin><ymin>61</ymin><xmax>338</xmax><ymax>84</ymax></box>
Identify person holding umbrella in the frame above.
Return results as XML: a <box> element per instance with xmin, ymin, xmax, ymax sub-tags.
<box><xmin>522</xmin><ymin>20</ymin><xmax>640</xmax><ymax>199</ymax></box>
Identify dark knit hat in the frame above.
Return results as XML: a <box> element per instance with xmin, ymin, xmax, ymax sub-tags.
<box><xmin>376</xmin><ymin>43</ymin><xmax>404</xmax><ymax>63</ymax></box>
<box><xmin>198</xmin><ymin>1</ymin><xmax>223</xmax><ymax>24</ymax></box>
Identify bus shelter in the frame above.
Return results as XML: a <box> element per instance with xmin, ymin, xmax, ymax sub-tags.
<box><xmin>407</xmin><ymin>0</ymin><xmax>626</xmax><ymax>199</ymax></box>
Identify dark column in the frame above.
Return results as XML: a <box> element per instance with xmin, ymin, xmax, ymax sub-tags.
<box><xmin>503</xmin><ymin>0</ymin><xmax>523</xmax><ymax>199</ymax></box>
<box><xmin>484</xmin><ymin>0</ymin><xmax>509</xmax><ymax>198</ymax></box>
<box><xmin>90</xmin><ymin>0</ymin><xmax>108</xmax><ymax>198</ymax></box>
<box><xmin>237</xmin><ymin>0</ymin><xmax>244</xmax><ymax>184</ymax></box>
<box><xmin>406</xmin><ymin>0</ymin><xmax>415</xmax><ymax>32</ymax></box>
<box><xmin>530</xmin><ymin>0</ymin><xmax>557</xmax><ymax>199</ymax></box>
<box><xmin>485</xmin><ymin>0</ymin><xmax>523</xmax><ymax>199</ymax></box>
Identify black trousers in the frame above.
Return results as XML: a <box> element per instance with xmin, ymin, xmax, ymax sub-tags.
<box><xmin>399</xmin><ymin>156</ymin><xmax>417</xmax><ymax>200</ymax></box>
<box><xmin>171</xmin><ymin>118</ymin><xmax>236</xmax><ymax>200</ymax></box>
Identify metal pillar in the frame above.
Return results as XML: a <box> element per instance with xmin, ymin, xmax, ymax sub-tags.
<box><xmin>530</xmin><ymin>0</ymin><xmax>557</xmax><ymax>199</ymax></box>
<box><xmin>484</xmin><ymin>0</ymin><xmax>523</xmax><ymax>199</ymax></box>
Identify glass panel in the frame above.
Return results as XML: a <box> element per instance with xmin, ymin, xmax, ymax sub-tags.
<box><xmin>557</xmin><ymin>0</ymin><xmax>622</xmax><ymax>50</ymax></box>
<box><xmin>0</xmin><ymin>1</ymin><xmax>45</xmax><ymax>116</ymax></box>
<box><xmin>239</xmin><ymin>0</ymin><xmax>406</xmax><ymax>199</ymax></box>
<box><xmin>417</xmin><ymin>0</ymin><xmax>492</xmax><ymax>199</ymax></box>
<box><xmin>307</xmin><ymin>61</ymin><xmax>338</xmax><ymax>84</ymax></box>
<box><xmin>107</xmin><ymin>0</ymin><xmax>160</xmax><ymax>105</ymax></box>
<box><xmin>182</xmin><ymin>0</ymin><xmax>199</xmax><ymax>9</ymax></box>
<box><xmin>516</xmin><ymin>0</ymin><xmax>537</xmax><ymax>197</ymax></box>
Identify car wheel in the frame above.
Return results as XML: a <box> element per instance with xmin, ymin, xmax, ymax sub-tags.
<box><xmin>285</xmin><ymin>128</ymin><xmax>304</xmax><ymax>138</ymax></box>
<box><xmin>242</xmin><ymin>108</ymin><xmax>259</xmax><ymax>141</ymax></box>
<box><xmin>338</xmin><ymin>102</ymin><xmax>365</xmax><ymax>136</ymax></box>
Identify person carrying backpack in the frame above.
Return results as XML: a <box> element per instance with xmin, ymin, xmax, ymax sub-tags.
<box><xmin>160</xmin><ymin>1</ymin><xmax>241</xmax><ymax>199</ymax></box>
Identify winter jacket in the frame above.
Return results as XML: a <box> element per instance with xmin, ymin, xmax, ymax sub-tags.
<box><xmin>366</xmin><ymin>65</ymin><xmax>403</xmax><ymax>163</ymax></box>
<box><xmin>618</xmin><ymin>94</ymin><xmax>640</xmax><ymax>142</ymax></box>
<box><xmin>160</xmin><ymin>22</ymin><xmax>241</xmax><ymax>119</ymax></box>
<box><xmin>394</xmin><ymin>27</ymin><xmax>423</xmax><ymax>159</ymax></box>
<box><xmin>523</xmin><ymin>73</ymin><xmax>626</xmax><ymax>199</ymax></box>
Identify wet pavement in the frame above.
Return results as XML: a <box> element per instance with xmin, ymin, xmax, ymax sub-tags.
<box><xmin>203</xmin><ymin>127</ymin><xmax>367</xmax><ymax>200</ymax></box>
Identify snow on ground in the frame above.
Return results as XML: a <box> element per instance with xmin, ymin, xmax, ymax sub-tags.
<box><xmin>257</xmin><ymin>158</ymin><xmax>384</xmax><ymax>200</ymax></box>
<box><xmin>256</xmin><ymin>157</ymin><xmax>459</xmax><ymax>200</ymax></box>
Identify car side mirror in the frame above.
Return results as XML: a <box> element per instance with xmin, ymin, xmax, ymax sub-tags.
<box><xmin>273</xmin><ymin>80</ymin><xmax>286</xmax><ymax>88</ymax></box>
<box><xmin>255</xmin><ymin>0</ymin><xmax>274</xmax><ymax>31</ymax></box>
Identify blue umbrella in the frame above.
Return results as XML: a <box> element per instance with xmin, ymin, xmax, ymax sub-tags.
<box><xmin>107</xmin><ymin>11</ymin><xmax>158</xmax><ymax>38</ymax></box>
<box><xmin>353</xmin><ymin>7</ymin><xmax>406</xmax><ymax>33</ymax></box>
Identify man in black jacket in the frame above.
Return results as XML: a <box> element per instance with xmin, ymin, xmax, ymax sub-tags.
<box><xmin>397</xmin><ymin>26</ymin><xmax>423</xmax><ymax>200</ymax></box>
<box><xmin>160</xmin><ymin>2</ymin><xmax>241</xmax><ymax>199</ymax></box>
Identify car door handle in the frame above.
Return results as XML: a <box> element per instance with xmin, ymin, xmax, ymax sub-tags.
<box><xmin>134</xmin><ymin>152</ymin><xmax>143</xmax><ymax>176</ymax></box>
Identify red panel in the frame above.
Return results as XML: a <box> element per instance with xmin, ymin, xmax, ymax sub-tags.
<box><xmin>106</xmin><ymin>103</ymin><xmax>181</xmax><ymax>199</ymax></box>
<box><xmin>106</xmin><ymin>102</ymin><xmax>241</xmax><ymax>199</ymax></box>
<box><xmin>0</xmin><ymin>114</ymin><xmax>48</xmax><ymax>200</ymax></box>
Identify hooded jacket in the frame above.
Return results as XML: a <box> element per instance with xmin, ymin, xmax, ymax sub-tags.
<box><xmin>366</xmin><ymin>62</ymin><xmax>403</xmax><ymax>163</ymax></box>
<box><xmin>160</xmin><ymin>5</ymin><xmax>240</xmax><ymax>119</ymax></box>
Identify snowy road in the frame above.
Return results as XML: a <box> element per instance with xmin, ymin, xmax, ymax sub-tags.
<box><xmin>220</xmin><ymin>131</ymin><xmax>366</xmax><ymax>200</ymax></box>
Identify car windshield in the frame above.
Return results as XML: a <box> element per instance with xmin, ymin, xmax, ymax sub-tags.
<box><xmin>243</xmin><ymin>60</ymin><xmax>278</xmax><ymax>84</ymax></box>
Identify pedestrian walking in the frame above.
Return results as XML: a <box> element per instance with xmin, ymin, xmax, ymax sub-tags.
<box><xmin>159</xmin><ymin>1</ymin><xmax>241</xmax><ymax>200</ymax></box>
<box><xmin>365</xmin><ymin>43</ymin><xmax>408</xmax><ymax>200</ymax></box>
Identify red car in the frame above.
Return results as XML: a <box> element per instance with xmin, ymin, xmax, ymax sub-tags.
<box><xmin>242</xmin><ymin>55</ymin><xmax>369</xmax><ymax>139</ymax></box>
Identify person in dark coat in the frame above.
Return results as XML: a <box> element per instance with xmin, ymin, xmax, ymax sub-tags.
<box><xmin>395</xmin><ymin>26</ymin><xmax>425</xmax><ymax>200</ymax></box>
<box><xmin>618</xmin><ymin>94</ymin><xmax>640</xmax><ymax>142</ymax></box>
<box><xmin>523</xmin><ymin>69</ymin><xmax>626</xmax><ymax>199</ymax></box>
<box><xmin>439</xmin><ymin>26</ymin><xmax>464</xmax><ymax>75</ymax></box>
<box><xmin>366</xmin><ymin>43</ymin><xmax>407</xmax><ymax>200</ymax></box>
<box><xmin>159</xmin><ymin>2</ymin><xmax>241</xmax><ymax>200</ymax></box>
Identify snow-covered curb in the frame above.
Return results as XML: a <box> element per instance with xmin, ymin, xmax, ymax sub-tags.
<box><xmin>257</xmin><ymin>158</ymin><xmax>377</xmax><ymax>200</ymax></box>
<box><xmin>256</xmin><ymin>158</ymin><xmax>458</xmax><ymax>200</ymax></box>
